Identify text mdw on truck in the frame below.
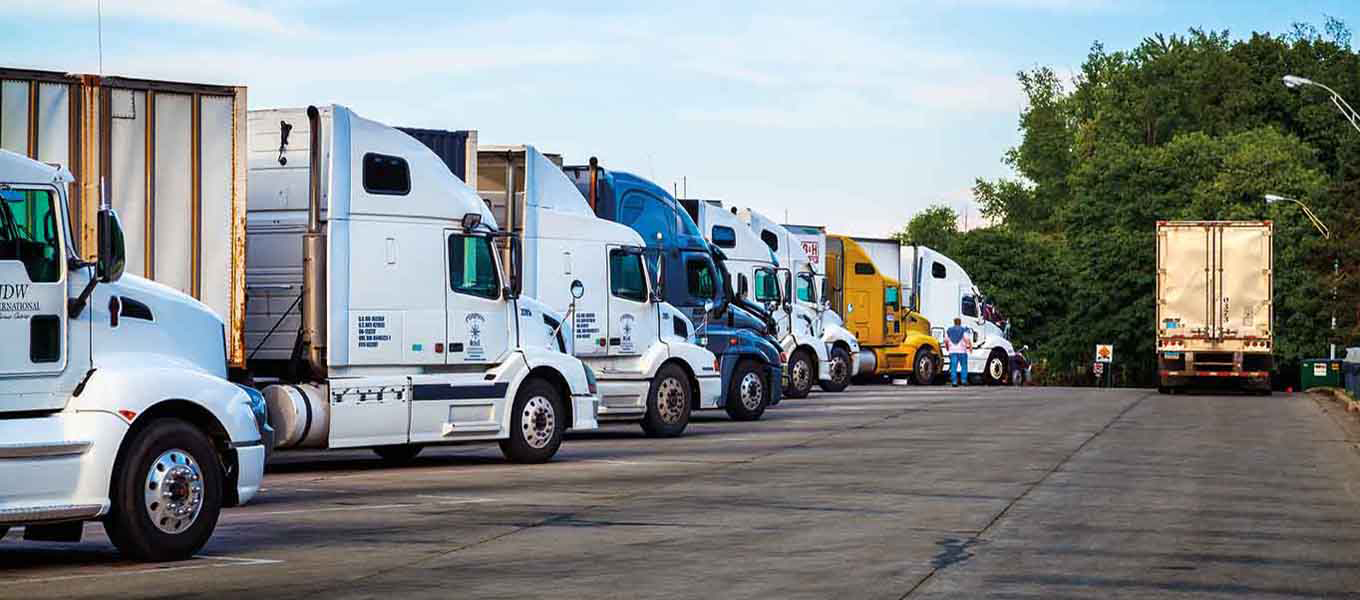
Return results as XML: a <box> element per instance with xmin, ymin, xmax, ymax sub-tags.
<box><xmin>1156</xmin><ymin>221</ymin><xmax>1274</xmax><ymax>394</ymax></box>
<box><xmin>0</xmin><ymin>69</ymin><xmax>267</xmax><ymax>561</ymax></box>
<box><xmin>245</xmin><ymin>106</ymin><xmax>600</xmax><ymax>464</ymax></box>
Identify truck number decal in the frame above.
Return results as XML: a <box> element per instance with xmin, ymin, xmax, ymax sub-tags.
<box><xmin>575</xmin><ymin>311</ymin><xmax>600</xmax><ymax>342</ymax></box>
<box><xmin>356</xmin><ymin>314</ymin><xmax>391</xmax><ymax>349</ymax></box>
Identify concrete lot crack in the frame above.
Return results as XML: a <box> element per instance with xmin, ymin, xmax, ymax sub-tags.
<box><xmin>898</xmin><ymin>391</ymin><xmax>1149</xmax><ymax>599</ymax></box>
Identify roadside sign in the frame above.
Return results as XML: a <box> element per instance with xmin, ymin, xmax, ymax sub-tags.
<box><xmin>1093</xmin><ymin>362</ymin><xmax>1105</xmax><ymax>376</ymax></box>
<box><xmin>1096</xmin><ymin>344</ymin><xmax>1113</xmax><ymax>363</ymax></box>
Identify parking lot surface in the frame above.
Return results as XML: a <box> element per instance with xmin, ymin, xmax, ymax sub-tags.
<box><xmin>3</xmin><ymin>386</ymin><xmax>1359</xmax><ymax>599</ymax></box>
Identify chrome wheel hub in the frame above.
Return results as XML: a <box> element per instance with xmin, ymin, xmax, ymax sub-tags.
<box><xmin>830</xmin><ymin>355</ymin><xmax>848</xmax><ymax>383</ymax></box>
<box><xmin>791</xmin><ymin>359</ymin><xmax>810</xmax><ymax>391</ymax></box>
<box><xmin>739</xmin><ymin>372</ymin><xmax>764</xmax><ymax>410</ymax></box>
<box><xmin>990</xmin><ymin>359</ymin><xmax>1004</xmax><ymax>379</ymax></box>
<box><xmin>522</xmin><ymin>396</ymin><xmax>557</xmax><ymax>449</ymax></box>
<box><xmin>144</xmin><ymin>449</ymin><xmax>204</xmax><ymax>535</ymax></box>
<box><xmin>656</xmin><ymin>377</ymin><xmax>686</xmax><ymax>424</ymax></box>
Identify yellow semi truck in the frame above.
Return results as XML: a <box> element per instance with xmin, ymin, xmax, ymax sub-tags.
<box><xmin>826</xmin><ymin>235</ymin><xmax>940</xmax><ymax>384</ymax></box>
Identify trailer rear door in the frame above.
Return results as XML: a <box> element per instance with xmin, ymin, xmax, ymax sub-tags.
<box><xmin>1158</xmin><ymin>224</ymin><xmax>1211</xmax><ymax>337</ymax></box>
<box><xmin>1217</xmin><ymin>224</ymin><xmax>1272</xmax><ymax>339</ymax></box>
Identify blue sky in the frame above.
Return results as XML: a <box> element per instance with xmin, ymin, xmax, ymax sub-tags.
<box><xmin>4</xmin><ymin>0</ymin><xmax>1357</xmax><ymax>236</ymax></box>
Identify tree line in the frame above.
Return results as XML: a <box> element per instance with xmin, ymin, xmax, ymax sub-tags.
<box><xmin>899</xmin><ymin>19</ymin><xmax>1359</xmax><ymax>386</ymax></box>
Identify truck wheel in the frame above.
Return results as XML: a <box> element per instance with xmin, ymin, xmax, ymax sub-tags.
<box><xmin>641</xmin><ymin>364</ymin><xmax>692</xmax><ymax>437</ymax></box>
<box><xmin>372</xmin><ymin>445</ymin><xmax>423</xmax><ymax>463</ymax></box>
<box><xmin>785</xmin><ymin>350</ymin><xmax>815</xmax><ymax>399</ymax></box>
<box><xmin>820</xmin><ymin>346</ymin><xmax>852</xmax><ymax>393</ymax></box>
<box><xmin>499</xmin><ymin>379</ymin><xmax>565</xmax><ymax>464</ymax></box>
<box><xmin>912</xmin><ymin>348</ymin><xmax>937</xmax><ymax>386</ymax></box>
<box><xmin>106</xmin><ymin>418</ymin><xmax>223</xmax><ymax>562</ymax></box>
<box><xmin>984</xmin><ymin>351</ymin><xmax>1007</xmax><ymax>385</ymax></box>
<box><xmin>725</xmin><ymin>359</ymin><xmax>769</xmax><ymax>421</ymax></box>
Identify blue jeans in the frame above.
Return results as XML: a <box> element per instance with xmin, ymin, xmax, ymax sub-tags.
<box><xmin>950</xmin><ymin>353</ymin><xmax>968</xmax><ymax>385</ymax></box>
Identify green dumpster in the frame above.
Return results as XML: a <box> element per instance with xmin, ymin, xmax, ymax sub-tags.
<box><xmin>1301</xmin><ymin>358</ymin><xmax>1343</xmax><ymax>390</ymax></box>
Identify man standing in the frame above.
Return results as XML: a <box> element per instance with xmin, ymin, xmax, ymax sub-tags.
<box><xmin>944</xmin><ymin>317</ymin><xmax>972</xmax><ymax>387</ymax></box>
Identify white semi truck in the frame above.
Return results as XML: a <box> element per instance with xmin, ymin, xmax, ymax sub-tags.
<box><xmin>681</xmin><ymin>199</ymin><xmax>828</xmax><ymax>398</ymax></box>
<box><xmin>474</xmin><ymin>145</ymin><xmax>722</xmax><ymax>435</ymax></box>
<box><xmin>854</xmin><ymin>238</ymin><xmax>1018</xmax><ymax>385</ymax></box>
<box><xmin>739</xmin><ymin>209</ymin><xmax>861</xmax><ymax>393</ymax></box>
<box><xmin>0</xmin><ymin>151</ymin><xmax>267</xmax><ymax>561</ymax></box>
<box><xmin>244</xmin><ymin>107</ymin><xmax>598</xmax><ymax>463</ymax></box>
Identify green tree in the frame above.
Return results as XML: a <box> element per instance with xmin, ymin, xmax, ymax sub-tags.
<box><xmin>932</xmin><ymin>19</ymin><xmax>1360</xmax><ymax>385</ymax></box>
<box><xmin>895</xmin><ymin>205</ymin><xmax>958</xmax><ymax>251</ymax></box>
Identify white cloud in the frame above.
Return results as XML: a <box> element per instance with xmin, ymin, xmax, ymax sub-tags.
<box><xmin>8</xmin><ymin>0</ymin><xmax>295</xmax><ymax>33</ymax></box>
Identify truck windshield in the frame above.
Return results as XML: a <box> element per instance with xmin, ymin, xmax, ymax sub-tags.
<box><xmin>0</xmin><ymin>188</ymin><xmax>61</xmax><ymax>283</ymax></box>
<box><xmin>753</xmin><ymin>268</ymin><xmax>780</xmax><ymax>302</ymax></box>
<box><xmin>686</xmin><ymin>257</ymin><xmax>717</xmax><ymax>302</ymax></box>
<box><xmin>609</xmin><ymin>249</ymin><xmax>648</xmax><ymax>302</ymax></box>
<box><xmin>448</xmin><ymin>235</ymin><xmax>500</xmax><ymax>299</ymax></box>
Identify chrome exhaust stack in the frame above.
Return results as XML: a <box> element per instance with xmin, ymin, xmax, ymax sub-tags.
<box><xmin>301</xmin><ymin>105</ymin><xmax>327</xmax><ymax>379</ymax></box>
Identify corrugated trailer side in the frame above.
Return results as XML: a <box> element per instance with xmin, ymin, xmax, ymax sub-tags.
<box><xmin>0</xmin><ymin>68</ymin><xmax>248</xmax><ymax>368</ymax></box>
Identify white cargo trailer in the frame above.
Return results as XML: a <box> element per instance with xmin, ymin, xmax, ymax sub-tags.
<box><xmin>0</xmin><ymin>68</ymin><xmax>248</xmax><ymax>369</ymax></box>
<box><xmin>1156</xmin><ymin>220</ymin><xmax>1273</xmax><ymax>393</ymax></box>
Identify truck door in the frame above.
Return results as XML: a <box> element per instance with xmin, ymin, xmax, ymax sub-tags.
<box><xmin>606</xmin><ymin>246</ymin><xmax>656</xmax><ymax>356</ymax></box>
<box><xmin>0</xmin><ymin>185</ymin><xmax>84</xmax><ymax>413</ymax></box>
<box><xmin>1158</xmin><ymin>224</ymin><xmax>1211</xmax><ymax>337</ymax></box>
<box><xmin>445</xmin><ymin>231</ymin><xmax>510</xmax><ymax>364</ymax></box>
<box><xmin>1216</xmin><ymin>224</ymin><xmax>1272</xmax><ymax>339</ymax></box>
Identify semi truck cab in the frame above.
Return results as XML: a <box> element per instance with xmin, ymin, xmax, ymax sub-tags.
<box><xmin>564</xmin><ymin>161</ymin><xmax>782</xmax><ymax>419</ymax></box>
<box><xmin>683</xmin><ymin>199</ymin><xmax>831</xmax><ymax>399</ymax></box>
<box><xmin>470</xmin><ymin>145</ymin><xmax>722</xmax><ymax>436</ymax></box>
<box><xmin>905</xmin><ymin>246</ymin><xmax>1017</xmax><ymax>385</ymax></box>
<box><xmin>0</xmin><ymin>150</ymin><xmax>267</xmax><ymax>561</ymax></box>
<box><xmin>827</xmin><ymin>234</ymin><xmax>940</xmax><ymax>384</ymax></box>
<box><xmin>245</xmin><ymin>106</ymin><xmax>598</xmax><ymax>464</ymax></box>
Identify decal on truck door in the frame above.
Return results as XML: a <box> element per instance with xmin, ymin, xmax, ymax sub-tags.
<box><xmin>619</xmin><ymin>313</ymin><xmax>636</xmax><ymax>353</ymax></box>
<box><xmin>465</xmin><ymin>313</ymin><xmax>486</xmax><ymax>361</ymax></box>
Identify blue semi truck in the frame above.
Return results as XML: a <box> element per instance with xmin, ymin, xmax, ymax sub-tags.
<box><xmin>564</xmin><ymin>159</ymin><xmax>785</xmax><ymax>420</ymax></box>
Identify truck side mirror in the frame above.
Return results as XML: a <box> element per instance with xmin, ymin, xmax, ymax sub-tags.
<box><xmin>570</xmin><ymin>279</ymin><xmax>585</xmax><ymax>300</ymax></box>
<box><xmin>737</xmin><ymin>273</ymin><xmax>749</xmax><ymax>297</ymax></box>
<box><xmin>97</xmin><ymin>208</ymin><xmax>126</xmax><ymax>283</ymax></box>
<box><xmin>506</xmin><ymin>236</ymin><xmax>523</xmax><ymax>299</ymax></box>
<box><xmin>651</xmin><ymin>258</ymin><xmax>664</xmax><ymax>302</ymax></box>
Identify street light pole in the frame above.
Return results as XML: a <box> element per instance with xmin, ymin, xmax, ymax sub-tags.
<box><xmin>1282</xmin><ymin>75</ymin><xmax>1360</xmax><ymax>135</ymax></box>
<box><xmin>1265</xmin><ymin>193</ymin><xmax>1337</xmax><ymax>359</ymax></box>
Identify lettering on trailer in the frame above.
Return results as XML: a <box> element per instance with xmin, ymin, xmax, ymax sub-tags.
<box><xmin>801</xmin><ymin>241</ymin><xmax>820</xmax><ymax>266</ymax></box>
<box><xmin>619</xmin><ymin>313</ymin><xmax>636</xmax><ymax>353</ymax></box>
<box><xmin>356</xmin><ymin>314</ymin><xmax>392</xmax><ymax>349</ymax></box>
<box><xmin>0</xmin><ymin>282</ymin><xmax>40</xmax><ymax>318</ymax></box>
<box><xmin>575</xmin><ymin>311</ymin><xmax>600</xmax><ymax>344</ymax></box>
<box><xmin>465</xmin><ymin>313</ymin><xmax>486</xmax><ymax>361</ymax></box>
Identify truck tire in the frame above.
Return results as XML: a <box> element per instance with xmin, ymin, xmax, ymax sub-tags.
<box><xmin>105</xmin><ymin>418</ymin><xmax>223</xmax><ymax>562</ymax></box>
<box><xmin>372</xmin><ymin>445</ymin><xmax>423</xmax><ymax>463</ymax></box>
<box><xmin>912</xmin><ymin>348</ymin><xmax>937</xmax><ymax>386</ymax></box>
<box><xmin>984</xmin><ymin>351</ymin><xmax>1007</xmax><ymax>386</ymax></box>
<box><xmin>785</xmin><ymin>349</ymin><xmax>815</xmax><ymax>399</ymax></box>
<box><xmin>641</xmin><ymin>364</ymin><xmax>692</xmax><ymax>437</ymax></box>
<box><xmin>499</xmin><ymin>379</ymin><xmax>565</xmax><ymax>464</ymax></box>
<box><xmin>725</xmin><ymin>359</ymin><xmax>769</xmax><ymax>421</ymax></box>
<box><xmin>820</xmin><ymin>346</ymin><xmax>852</xmax><ymax>393</ymax></box>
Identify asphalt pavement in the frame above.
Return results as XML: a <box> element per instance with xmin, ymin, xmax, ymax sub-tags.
<box><xmin>2</xmin><ymin>386</ymin><xmax>1358</xmax><ymax>599</ymax></box>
